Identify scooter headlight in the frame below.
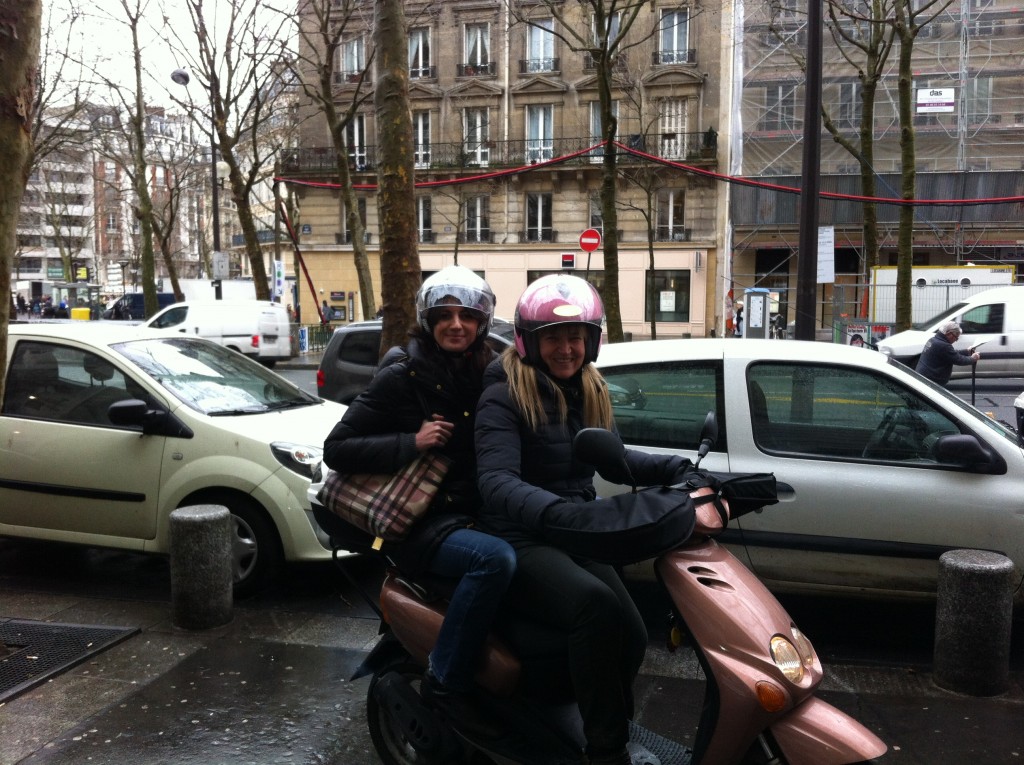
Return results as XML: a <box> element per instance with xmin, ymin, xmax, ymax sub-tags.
<box><xmin>770</xmin><ymin>635</ymin><xmax>804</xmax><ymax>683</ymax></box>
<box><xmin>790</xmin><ymin>625</ymin><xmax>817</xmax><ymax>669</ymax></box>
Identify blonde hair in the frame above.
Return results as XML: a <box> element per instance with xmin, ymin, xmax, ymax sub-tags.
<box><xmin>500</xmin><ymin>346</ymin><xmax>614</xmax><ymax>432</ymax></box>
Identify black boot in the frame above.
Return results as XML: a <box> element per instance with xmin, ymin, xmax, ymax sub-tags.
<box><xmin>420</xmin><ymin>670</ymin><xmax>502</xmax><ymax>739</ymax></box>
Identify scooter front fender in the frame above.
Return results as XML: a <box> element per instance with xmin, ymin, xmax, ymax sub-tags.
<box><xmin>770</xmin><ymin>696</ymin><xmax>887</xmax><ymax>764</ymax></box>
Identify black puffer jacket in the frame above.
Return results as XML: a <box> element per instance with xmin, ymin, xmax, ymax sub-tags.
<box><xmin>475</xmin><ymin>360</ymin><xmax>691</xmax><ymax>550</ymax></box>
<box><xmin>323</xmin><ymin>335</ymin><xmax>494</xmax><ymax>574</ymax></box>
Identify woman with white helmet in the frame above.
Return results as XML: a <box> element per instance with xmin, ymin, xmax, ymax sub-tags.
<box><xmin>475</xmin><ymin>274</ymin><xmax>693</xmax><ymax>765</ymax></box>
<box><xmin>323</xmin><ymin>265</ymin><xmax>515</xmax><ymax>720</ymax></box>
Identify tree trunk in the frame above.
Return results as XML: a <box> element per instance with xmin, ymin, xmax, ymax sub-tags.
<box><xmin>0</xmin><ymin>0</ymin><xmax>42</xmax><ymax>402</ymax></box>
<box><xmin>895</xmin><ymin>22</ymin><xmax>916</xmax><ymax>332</ymax></box>
<box><xmin>373</xmin><ymin>0</ymin><xmax>419</xmax><ymax>355</ymax></box>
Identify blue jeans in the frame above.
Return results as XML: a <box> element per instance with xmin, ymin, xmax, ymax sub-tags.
<box><xmin>425</xmin><ymin>528</ymin><xmax>516</xmax><ymax>691</ymax></box>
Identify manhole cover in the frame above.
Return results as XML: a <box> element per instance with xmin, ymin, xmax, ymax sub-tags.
<box><xmin>0</xmin><ymin>619</ymin><xmax>139</xmax><ymax>703</ymax></box>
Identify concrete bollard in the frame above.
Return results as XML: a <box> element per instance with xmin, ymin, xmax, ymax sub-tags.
<box><xmin>170</xmin><ymin>505</ymin><xmax>233</xmax><ymax>630</ymax></box>
<box><xmin>933</xmin><ymin>549</ymin><xmax>1014</xmax><ymax>696</ymax></box>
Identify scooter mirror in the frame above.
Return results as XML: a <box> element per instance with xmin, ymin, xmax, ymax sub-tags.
<box><xmin>695</xmin><ymin>412</ymin><xmax>718</xmax><ymax>466</ymax></box>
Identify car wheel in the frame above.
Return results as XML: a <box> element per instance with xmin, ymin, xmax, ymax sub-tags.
<box><xmin>180</xmin><ymin>492</ymin><xmax>283</xmax><ymax>598</ymax></box>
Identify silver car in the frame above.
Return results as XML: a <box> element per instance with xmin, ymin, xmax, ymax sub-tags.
<box><xmin>594</xmin><ymin>338</ymin><xmax>1024</xmax><ymax>607</ymax></box>
<box><xmin>317</xmin><ymin>319</ymin><xmax>513</xmax><ymax>404</ymax></box>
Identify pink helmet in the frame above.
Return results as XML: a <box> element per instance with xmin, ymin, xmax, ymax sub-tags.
<box><xmin>514</xmin><ymin>274</ymin><xmax>605</xmax><ymax>365</ymax></box>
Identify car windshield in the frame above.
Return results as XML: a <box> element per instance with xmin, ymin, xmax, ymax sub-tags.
<box><xmin>112</xmin><ymin>337</ymin><xmax>318</xmax><ymax>415</ymax></box>
<box><xmin>912</xmin><ymin>302</ymin><xmax>969</xmax><ymax>331</ymax></box>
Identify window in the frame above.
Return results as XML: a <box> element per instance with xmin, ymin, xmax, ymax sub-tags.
<box><xmin>838</xmin><ymin>82</ymin><xmax>862</xmax><ymax>129</ymax></box>
<box><xmin>959</xmin><ymin>302</ymin><xmax>1004</xmax><ymax>334</ymax></box>
<box><xmin>464</xmin><ymin>195</ymin><xmax>490</xmax><ymax>242</ymax></box>
<box><xmin>416</xmin><ymin>196</ymin><xmax>433</xmax><ymax>243</ymax></box>
<box><xmin>657</xmin><ymin>190</ymin><xmax>687</xmax><ymax>241</ymax></box>
<box><xmin>464</xmin><ymin>108</ymin><xmax>490</xmax><ymax>165</ymax></box>
<box><xmin>347</xmin><ymin>115</ymin><xmax>367</xmax><ymax>169</ymax></box>
<box><xmin>526</xmin><ymin>19</ymin><xmax>555</xmax><ymax>72</ymax></box>
<box><xmin>659</xmin><ymin>98</ymin><xmax>687</xmax><ymax>158</ymax></box>
<box><xmin>645</xmin><ymin>269</ymin><xmax>691</xmax><ymax>322</ymax></box>
<box><xmin>413</xmin><ymin>110</ymin><xmax>431</xmax><ymax>168</ymax></box>
<box><xmin>409</xmin><ymin>27</ymin><xmax>432</xmax><ymax>78</ymax></box>
<box><xmin>106</xmin><ymin>212</ymin><xmax>118</xmax><ymax>232</ymax></box>
<box><xmin>2</xmin><ymin>342</ymin><xmax>135</xmax><ymax>427</ymax></box>
<box><xmin>761</xmin><ymin>85</ymin><xmax>798</xmax><ymax>131</ymax></box>
<box><xmin>341</xmin><ymin>37</ymin><xmax>365</xmax><ymax>80</ymax></box>
<box><xmin>600</xmin><ymin>359</ymin><xmax>722</xmax><ymax>451</ymax></box>
<box><xmin>593</xmin><ymin>12</ymin><xmax>621</xmax><ymax>46</ymax></box>
<box><xmin>746</xmin><ymin>363</ymin><xmax>959</xmax><ymax>462</ymax></box>
<box><xmin>589</xmin><ymin>194</ymin><xmax>603</xmax><ymax>229</ymax></box>
<box><xmin>659</xmin><ymin>9</ymin><xmax>690</xmax><ymax>64</ymax></box>
<box><xmin>465</xmin><ymin>23</ymin><xmax>490</xmax><ymax>67</ymax></box>
<box><xmin>527</xmin><ymin>104</ymin><xmax>554</xmax><ymax>162</ymax></box>
<box><xmin>341</xmin><ymin>198</ymin><xmax>367</xmax><ymax>243</ymax></box>
<box><xmin>965</xmin><ymin>78</ymin><xmax>992</xmax><ymax>124</ymax></box>
<box><xmin>590</xmin><ymin>100</ymin><xmax>617</xmax><ymax>160</ymax></box>
<box><xmin>525</xmin><ymin>192</ymin><xmax>553</xmax><ymax>241</ymax></box>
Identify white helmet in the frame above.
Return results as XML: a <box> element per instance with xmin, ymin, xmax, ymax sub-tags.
<box><xmin>416</xmin><ymin>265</ymin><xmax>496</xmax><ymax>340</ymax></box>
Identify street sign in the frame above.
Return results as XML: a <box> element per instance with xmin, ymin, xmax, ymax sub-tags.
<box><xmin>579</xmin><ymin>228</ymin><xmax>602</xmax><ymax>252</ymax></box>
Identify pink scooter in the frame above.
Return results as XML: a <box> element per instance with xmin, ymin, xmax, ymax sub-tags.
<box><xmin>318</xmin><ymin>414</ymin><xmax>887</xmax><ymax>765</ymax></box>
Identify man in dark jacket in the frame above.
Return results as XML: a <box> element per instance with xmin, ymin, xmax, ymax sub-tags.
<box><xmin>915</xmin><ymin>320</ymin><xmax>980</xmax><ymax>385</ymax></box>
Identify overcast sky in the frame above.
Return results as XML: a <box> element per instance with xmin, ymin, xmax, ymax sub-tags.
<box><xmin>44</xmin><ymin>0</ymin><xmax>287</xmax><ymax>107</ymax></box>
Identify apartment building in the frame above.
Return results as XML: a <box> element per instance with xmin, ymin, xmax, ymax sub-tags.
<box><xmin>286</xmin><ymin>0</ymin><xmax>729</xmax><ymax>337</ymax></box>
<box><xmin>731</xmin><ymin>0</ymin><xmax>1024</xmax><ymax>326</ymax></box>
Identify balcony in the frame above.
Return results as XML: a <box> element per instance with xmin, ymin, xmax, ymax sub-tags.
<box><xmin>418</xmin><ymin>230</ymin><xmax>435</xmax><ymax>243</ymax></box>
<box><xmin>652</xmin><ymin>49</ymin><xmax>697</xmax><ymax>65</ymax></box>
<box><xmin>519</xmin><ymin>58</ymin><xmax>560</xmax><ymax>75</ymax></box>
<box><xmin>335</xmin><ymin>231</ymin><xmax>372</xmax><ymax>244</ymax></box>
<box><xmin>280</xmin><ymin>133</ymin><xmax>718</xmax><ymax>176</ymax></box>
<box><xmin>333</xmin><ymin>71</ymin><xmax>364</xmax><ymax>85</ymax></box>
<box><xmin>410</xmin><ymin>65</ymin><xmax>436</xmax><ymax>79</ymax></box>
<box><xmin>520</xmin><ymin>229</ymin><xmax>558</xmax><ymax>243</ymax></box>
<box><xmin>458</xmin><ymin>230</ymin><xmax>493</xmax><ymax>244</ymax></box>
<box><xmin>457</xmin><ymin>62</ymin><xmax>496</xmax><ymax>77</ymax></box>
<box><xmin>656</xmin><ymin>227</ymin><xmax>692</xmax><ymax>242</ymax></box>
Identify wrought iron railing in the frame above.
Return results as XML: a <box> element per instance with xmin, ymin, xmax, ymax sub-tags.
<box><xmin>279</xmin><ymin>134</ymin><xmax>717</xmax><ymax>177</ymax></box>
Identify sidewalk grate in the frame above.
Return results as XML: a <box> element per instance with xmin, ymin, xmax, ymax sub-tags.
<box><xmin>0</xmin><ymin>619</ymin><xmax>139</xmax><ymax>704</ymax></box>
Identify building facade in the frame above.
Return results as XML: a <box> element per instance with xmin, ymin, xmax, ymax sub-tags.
<box><xmin>286</xmin><ymin>0</ymin><xmax>728</xmax><ymax>336</ymax></box>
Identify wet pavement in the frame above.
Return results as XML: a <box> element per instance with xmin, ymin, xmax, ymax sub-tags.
<box><xmin>2</xmin><ymin>538</ymin><xmax>1023</xmax><ymax>765</ymax></box>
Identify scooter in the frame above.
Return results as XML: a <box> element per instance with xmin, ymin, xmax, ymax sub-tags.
<box><xmin>309</xmin><ymin>414</ymin><xmax>887</xmax><ymax>765</ymax></box>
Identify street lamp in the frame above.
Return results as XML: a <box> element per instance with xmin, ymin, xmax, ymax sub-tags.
<box><xmin>171</xmin><ymin>67</ymin><xmax>223</xmax><ymax>300</ymax></box>
<box><xmin>117</xmin><ymin>259</ymin><xmax>129</xmax><ymax>295</ymax></box>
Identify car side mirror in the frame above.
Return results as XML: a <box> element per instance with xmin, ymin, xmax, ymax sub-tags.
<box><xmin>932</xmin><ymin>434</ymin><xmax>1006</xmax><ymax>474</ymax></box>
<box><xmin>108</xmin><ymin>399</ymin><xmax>194</xmax><ymax>439</ymax></box>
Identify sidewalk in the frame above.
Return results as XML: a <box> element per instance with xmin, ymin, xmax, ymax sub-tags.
<box><xmin>1</xmin><ymin>547</ymin><xmax>1021</xmax><ymax>765</ymax></box>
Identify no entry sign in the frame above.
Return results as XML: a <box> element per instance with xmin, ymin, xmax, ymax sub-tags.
<box><xmin>579</xmin><ymin>228</ymin><xmax>602</xmax><ymax>252</ymax></box>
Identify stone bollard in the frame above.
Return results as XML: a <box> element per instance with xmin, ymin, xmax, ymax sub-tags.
<box><xmin>933</xmin><ymin>549</ymin><xmax>1014</xmax><ymax>696</ymax></box>
<box><xmin>170</xmin><ymin>505</ymin><xmax>233</xmax><ymax>630</ymax></box>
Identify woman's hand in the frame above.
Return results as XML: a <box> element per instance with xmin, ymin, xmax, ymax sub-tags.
<box><xmin>415</xmin><ymin>414</ymin><xmax>454</xmax><ymax>451</ymax></box>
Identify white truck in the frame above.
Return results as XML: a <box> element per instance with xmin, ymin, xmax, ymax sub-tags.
<box><xmin>144</xmin><ymin>299</ymin><xmax>294</xmax><ymax>367</ymax></box>
<box><xmin>877</xmin><ymin>284</ymin><xmax>1024</xmax><ymax>378</ymax></box>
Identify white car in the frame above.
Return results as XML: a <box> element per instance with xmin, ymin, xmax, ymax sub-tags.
<box><xmin>1</xmin><ymin>323</ymin><xmax>346</xmax><ymax>596</ymax></box>
<box><xmin>594</xmin><ymin>338</ymin><xmax>1024</xmax><ymax>606</ymax></box>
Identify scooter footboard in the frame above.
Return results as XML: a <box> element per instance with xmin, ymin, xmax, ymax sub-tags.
<box><xmin>770</xmin><ymin>696</ymin><xmax>887</xmax><ymax>764</ymax></box>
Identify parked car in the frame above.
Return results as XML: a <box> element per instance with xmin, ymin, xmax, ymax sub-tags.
<box><xmin>145</xmin><ymin>299</ymin><xmax>294</xmax><ymax>368</ymax></box>
<box><xmin>877</xmin><ymin>284</ymin><xmax>1024</xmax><ymax>378</ymax></box>
<box><xmin>593</xmin><ymin>338</ymin><xmax>1024</xmax><ymax>606</ymax></box>
<box><xmin>102</xmin><ymin>292</ymin><xmax>177</xmax><ymax>320</ymax></box>
<box><xmin>317</xmin><ymin>319</ymin><xmax>513</xmax><ymax>404</ymax></box>
<box><xmin>0</xmin><ymin>323</ymin><xmax>346</xmax><ymax>596</ymax></box>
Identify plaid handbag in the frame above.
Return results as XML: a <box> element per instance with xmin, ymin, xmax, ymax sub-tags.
<box><xmin>316</xmin><ymin>451</ymin><xmax>452</xmax><ymax>545</ymax></box>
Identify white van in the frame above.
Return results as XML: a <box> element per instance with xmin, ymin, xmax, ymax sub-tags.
<box><xmin>877</xmin><ymin>285</ymin><xmax>1024</xmax><ymax>378</ymax></box>
<box><xmin>145</xmin><ymin>300</ymin><xmax>294</xmax><ymax>367</ymax></box>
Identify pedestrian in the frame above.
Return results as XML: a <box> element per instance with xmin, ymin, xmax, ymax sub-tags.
<box><xmin>734</xmin><ymin>300</ymin><xmax>744</xmax><ymax>337</ymax></box>
<box><xmin>475</xmin><ymin>274</ymin><xmax>693</xmax><ymax>765</ymax></box>
<box><xmin>323</xmin><ymin>266</ymin><xmax>515</xmax><ymax>722</ymax></box>
<box><xmin>915</xmin><ymin>319</ymin><xmax>980</xmax><ymax>385</ymax></box>
<box><xmin>321</xmin><ymin>299</ymin><xmax>332</xmax><ymax>323</ymax></box>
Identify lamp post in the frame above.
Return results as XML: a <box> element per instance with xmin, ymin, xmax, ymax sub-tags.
<box><xmin>171</xmin><ymin>68</ymin><xmax>223</xmax><ymax>299</ymax></box>
<box><xmin>118</xmin><ymin>259</ymin><xmax>129</xmax><ymax>295</ymax></box>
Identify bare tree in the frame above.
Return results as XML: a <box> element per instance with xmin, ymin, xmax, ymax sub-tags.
<box><xmin>507</xmin><ymin>0</ymin><xmax>659</xmax><ymax>342</ymax></box>
<box><xmin>288</xmin><ymin>0</ymin><xmax>377</xmax><ymax>320</ymax></box>
<box><xmin>167</xmin><ymin>0</ymin><xmax>294</xmax><ymax>301</ymax></box>
<box><xmin>0</xmin><ymin>0</ymin><xmax>43</xmax><ymax>400</ymax></box>
<box><xmin>373</xmin><ymin>0</ymin><xmax>420</xmax><ymax>351</ymax></box>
